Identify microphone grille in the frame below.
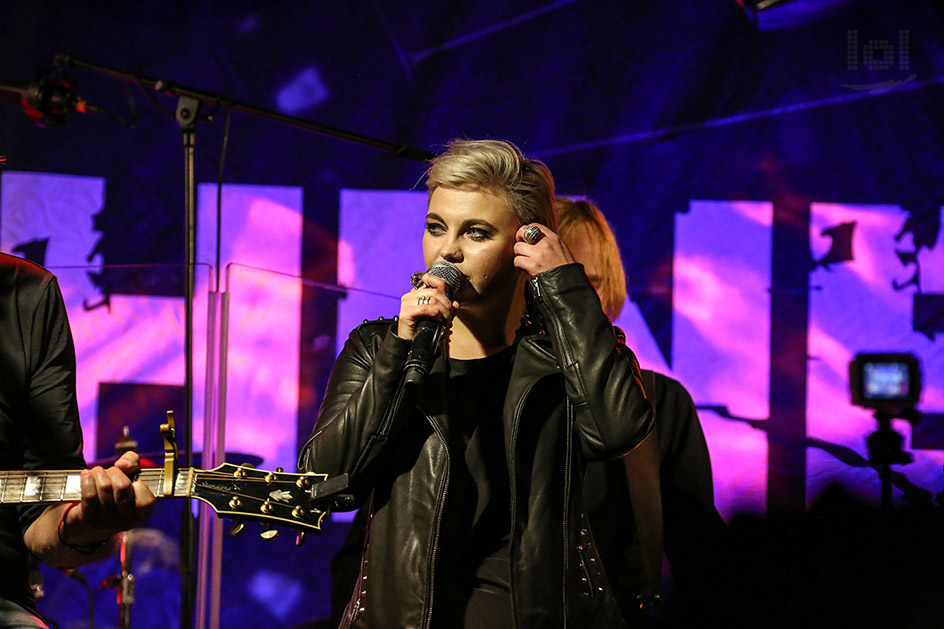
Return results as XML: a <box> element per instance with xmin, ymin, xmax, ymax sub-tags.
<box><xmin>428</xmin><ymin>261</ymin><xmax>462</xmax><ymax>298</ymax></box>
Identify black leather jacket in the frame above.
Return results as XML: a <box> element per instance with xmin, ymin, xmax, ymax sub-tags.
<box><xmin>299</xmin><ymin>264</ymin><xmax>654</xmax><ymax>628</ymax></box>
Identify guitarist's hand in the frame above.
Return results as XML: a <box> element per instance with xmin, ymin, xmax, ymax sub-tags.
<box><xmin>61</xmin><ymin>451</ymin><xmax>157</xmax><ymax>547</ymax></box>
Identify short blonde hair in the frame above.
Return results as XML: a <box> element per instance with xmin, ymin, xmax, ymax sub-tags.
<box><xmin>556</xmin><ymin>197</ymin><xmax>627</xmax><ymax>320</ymax></box>
<box><xmin>425</xmin><ymin>139</ymin><xmax>557</xmax><ymax>230</ymax></box>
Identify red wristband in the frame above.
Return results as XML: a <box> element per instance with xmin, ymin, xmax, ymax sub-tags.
<box><xmin>57</xmin><ymin>502</ymin><xmax>111</xmax><ymax>556</ymax></box>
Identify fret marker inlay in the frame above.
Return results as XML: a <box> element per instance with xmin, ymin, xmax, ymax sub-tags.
<box><xmin>24</xmin><ymin>476</ymin><xmax>42</xmax><ymax>500</ymax></box>
<box><xmin>65</xmin><ymin>474</ymin><xmax>81</xmax><ymax>499</ymax></box>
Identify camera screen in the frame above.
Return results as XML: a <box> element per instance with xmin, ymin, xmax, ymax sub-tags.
<box><xmin>849</xmin><ymin>352</ymin><xmax>920</xmax><ymax>411</ymax></box>
<box><xmin>863</xmin><ymin>361</ymin><xmax>910</xmax><ymax>400</ymax></box>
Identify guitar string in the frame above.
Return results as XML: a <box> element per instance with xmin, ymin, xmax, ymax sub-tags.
<box><xmin>3</xmin><ymin>473</ymin><xmax>324</xmax><ymax>505</ymax></box>
<box><xmin>2</xmin><ymin>470</ymin><xmax>325</xmax><ymax>497</ymax></box>
<box><xmin>0</xmin><ymin>470</ymin><xmax>324</xmax><ymax>481</ymax></box>
<box><xmin>2</xmin><ymin>472</ymin><xmax>329</xmax><ymax>527</ymax></box>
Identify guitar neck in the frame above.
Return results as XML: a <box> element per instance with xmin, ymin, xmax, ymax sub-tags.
<box><xmin>1</xmin><ymin>465</ymin><xmax>341</xmax><ymax>535</ymax></box>
<box><xmin>0</xmin><ymin>468</ymin><xmax>191</xmax><ymax>505</ymax></box>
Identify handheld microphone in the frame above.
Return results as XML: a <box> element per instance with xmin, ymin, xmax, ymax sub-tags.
<box><xmin>404</xmin><ymin>261</ymin><xmax>462</xmax><ymax>388</ymax></box>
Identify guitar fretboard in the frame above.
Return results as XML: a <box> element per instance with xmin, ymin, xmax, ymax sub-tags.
<box><xmin>0</xmin><ymin>469</ymin><xmax>191</xmax><ymax>504</ymax></box>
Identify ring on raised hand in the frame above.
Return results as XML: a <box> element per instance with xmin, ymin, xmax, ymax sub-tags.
<box><xmin>416</xmin><ymin>295</ymin><xmax>430</xmax><ymax>305</ymax></box>
<box><xmin>523</xmin><ymin>224</ymin><xmax>543</xmax><ymax>245</ymax></box>
<box><xmin>410</xmin><ymin>271</ymin><xmax>425</xmax><ymax>289</ymax></box>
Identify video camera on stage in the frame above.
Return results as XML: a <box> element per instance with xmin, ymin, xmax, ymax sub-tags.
<box><xmin>849</xmin><ymin>352</ymin><xmax>923</xmax><ymax>508</ymax></box>
<box><xmin>849</xmin><ymin>353</ymin><xmax>921</xmax><ymax>417</ymax></box>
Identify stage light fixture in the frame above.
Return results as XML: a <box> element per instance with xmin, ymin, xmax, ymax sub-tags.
<box><xmin>737</xmin><ymin>0</ymin><xmax>859</xmax><ymax>30</ymax></box>
<box><xmin>737</xmin><ymin>0</ymin><xmax>798</xmax><ymax>11</ymax></box>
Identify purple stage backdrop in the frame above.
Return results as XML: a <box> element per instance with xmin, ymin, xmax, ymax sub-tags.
<box><xmin>2</xmin><ymin>0</ymin><xmax>944</xmax><ymax>626</ymax></box>
<box><xmin>4</xmin><ymin>179</ymin><xmax>940</xmax><ymax>518</ymax></box>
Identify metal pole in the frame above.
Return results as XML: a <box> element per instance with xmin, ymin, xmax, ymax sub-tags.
<box><xmin>176</xmin><ymin>97</ymin><xmax>200</xmax><ymax>629</ymax></box>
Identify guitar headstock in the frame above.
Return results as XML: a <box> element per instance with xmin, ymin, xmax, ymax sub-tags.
<box><xmin>188</xmin><ymin>463</ymin><xmax>345</xmax><ymax>535</ymax></box>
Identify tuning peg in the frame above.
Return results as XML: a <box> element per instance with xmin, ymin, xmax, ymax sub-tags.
<box><xmin>260</xmin><ymin>524</ymin><xmax>279</xmax><ymax>541</ymax></box>
<box><xmin>296</xmin><ymin>532</ymin><xmax>306</xmax><ymax>547</ymax></box>
<box><xmin>229</xmin><ymin>521</ymin><xmax>245</xmax><ymax>537</ymax></box>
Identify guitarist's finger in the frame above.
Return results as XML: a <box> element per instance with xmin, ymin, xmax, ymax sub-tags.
<box><xmin>113</xmin><ymin>451</ymin><xmax>141</xmax><ymax>475</ymax></box>
<box><xmin>130</xmin><ymin>480</ymin><xmax>157</xmax><ymax>525</ymax></box>
<box><xmin>108</xmin><ymin>466</ymin><xmax>136</xmax><ymax>522</ymax></box>
<box><xmin>79</xmin><ymin>469</ymin><xmax>100</xmax><ymax>522</ymax></box>
<box><xmin>90</xmin><ymin>466</ymin><xmax>116</xmax><ymax>520</ymax></box>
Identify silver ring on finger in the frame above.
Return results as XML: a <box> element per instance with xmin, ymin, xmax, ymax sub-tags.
<box><xmin>523</xmin><ymin>224</ymin><xmax>544</xmax><ymax>245</ymax></box>
<box><xmin>416</xmin><ymin>295</ymin><xmax>429</xmax><ymax>305</ymax></box>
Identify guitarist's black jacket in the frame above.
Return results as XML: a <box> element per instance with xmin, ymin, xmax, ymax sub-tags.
<box><xmin>299</xmin><ymin>263</ymin><xmax>654</xmax><ymax>628</ymax></box>
<box><xmin>0</xmin><ymin>253</ymin><xmax>85</xmax><ymax>614</ymax></box>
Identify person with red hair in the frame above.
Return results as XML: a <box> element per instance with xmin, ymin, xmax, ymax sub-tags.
<box><xmin>557</xmin><ymin>197</ymin><xmax>726</xmax><ymax>626</ymax></box>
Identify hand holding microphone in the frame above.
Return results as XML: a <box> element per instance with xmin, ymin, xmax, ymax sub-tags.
<box><xmin>400</xmin><ymin>261</ymin><xmax>462</xmax><ymax>387</ymax></box>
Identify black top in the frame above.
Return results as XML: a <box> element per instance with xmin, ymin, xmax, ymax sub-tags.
<box><xmin>433</xmin><ymin>344</ymin><xmax>516</xmax><ymax>627</ymax></box>
<box><xmin>0</xmin><ymin>253</ymin><xmax>85</xmax><ymax>611</ymax></box>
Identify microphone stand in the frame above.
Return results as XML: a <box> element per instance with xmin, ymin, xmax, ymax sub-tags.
<box><xmin>102</xmin><ymin>427</ymin><xmax>140</xmax><ymax>629</ymax></box>
<box><xmin>51</xmin><ymin>53</ymin><xmax>435</xmax><ymax>629</ymax></box>
<box><xmin>53</xmin><ymin>53</ymin><xmax>437</xmax><ymax>161</ymax></box>
<box><xmin>177</xmin><ymin>94</ymin><xmax>200</xmax><ymax>629</ymax></box>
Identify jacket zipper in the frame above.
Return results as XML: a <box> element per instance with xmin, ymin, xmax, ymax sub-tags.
<box><xmin>529</xmin><ymin>278</ymin><xmax>575</xmax><ymax>368</ymax></box>
<box><xmin>348</xmin><ymin>375</ymin><xmax>409</xmax><ymax>623</ymax></box>
<box><xmin>509</xmin><ymin>373</ymin><xmax>542</xmax><ymax>629</ymax></box>
<box><xmin>421</xmin><ymin>402</ymin><xmax>450</xmax><ymax>629</ymax></box>
<box><xmin>562</xmin><ymin>397</ymin><xmax>573</xmax><ymax>627</ymax></box>
<box><xmin>348</xmin><ymin>494</ymin><xmax>374</xmax><ymax>624</ymax></box>
<box><xmin>377</xmin><ymin>376</ymin><xmax>408</xmax><ymax>440</ymax></box>
<box><xmin>531</xmin><ymin>276</ymin><xmax>574</xmax><ymax>626</ymax></box>
<box><xmin>350</xmin><ymin>374</ymin><xmax>407</xmax><ymax>480</ymax></box>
